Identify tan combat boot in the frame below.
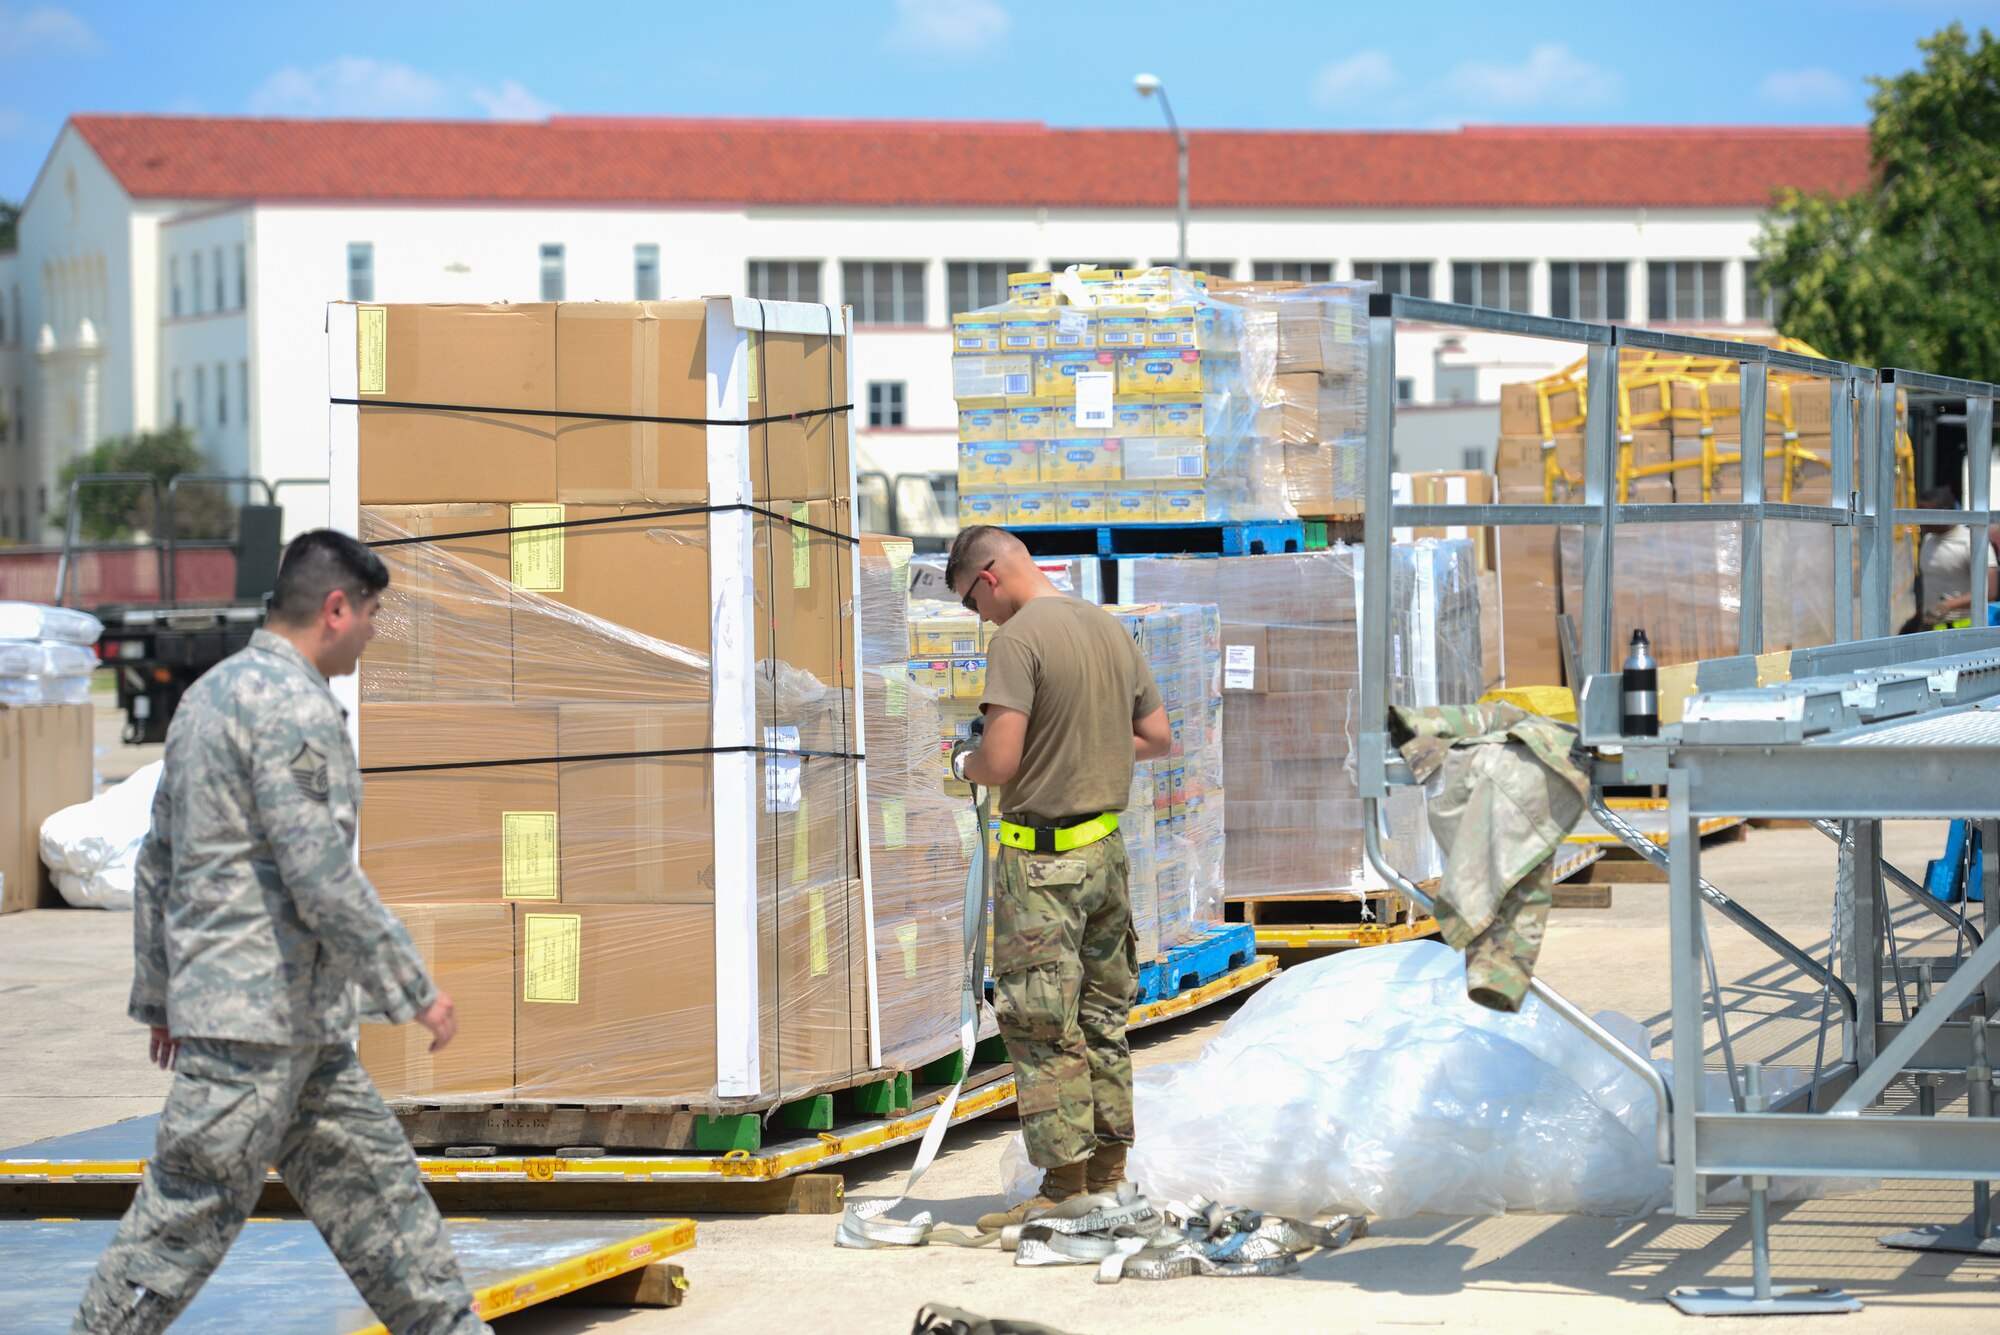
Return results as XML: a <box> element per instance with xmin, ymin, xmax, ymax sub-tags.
<box><xmin>976</xmin><ymin>1159</ymin><xmax>1087</xmax><ymax>1231</ymax></box>
<box><xmin>1084</xmin><ymin>1144</ymin><xmax>1127</xmax><ymax>1194</ymax></box>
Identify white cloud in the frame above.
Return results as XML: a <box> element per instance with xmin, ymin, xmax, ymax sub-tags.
<box><xmin>1447</xmin><ymin>42</ymin><xmax>1620</xmax><ymax>112</ymax></box>
<box><xmin>888</xmin><ymin>0</ymin><xmax>1009</xmax><ymax>55</ymax></box>
<box><xmin>0</xmin><ymin>4</ymin><xmax>97</xmax><ymax>58</ymax></box>
<box><xmin>1759</xmin><ymin>67</ymin><xmax>1851</xmax><ymax>107</ymax></box>
<box><xmin>471</xmin><ymin>79</ymin><xmax>556</xmax><ymax>121</ymax></box>
<box><xmin>1311</xmin><ymin>50</ymin><xmax>1397</xmax><ymax>108</ymax></box>
<box><xmin>248</xmin><ymin>57</ymin><xmax>454</xmax><ymax>117</ymax></box>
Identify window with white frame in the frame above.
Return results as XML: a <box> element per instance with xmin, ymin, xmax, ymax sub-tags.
<box><xmin>867</xmin><ymin>381</ymin><xmax>907</xmax><ymax>428</ymax></box>
<box><xmin>1451</xmin><ymin>261</ymin><xmax>1531</xmax><ymax>313</ymax></box>
<box><xmin>947</xmin><ymin>261</ymin><xmax>1026</xmax><ymax>316</ymax></box>
<box><xmin>234</xmin><ymin>244</ymin><xmax>246</xmax><ymax>309</ymax></box>
<box><xmin>634</xmin><ymin>244</ymin><xmax>660</xmax><ymax>301</ymax></box>
<box><xmin>1190</xmin><ymin>260</ymin><xmax>1236</xmax><ymax>280</ymax></box>
<box><xmin>843</xmin><ymin>261</ymin><xmax>927</xmax><ymax>326</ymax></box>
<box><xmin>746</xmin><ymin>260</ymin><xmax>822</xmax><ymax>304</ymax></box>
<box><xmin>1744</xmin><ymin>260</ymin><xmax>1781</xmax><ymax>324</ymax></box>
<box><xmin>1646</xmin><ymin>260</ymin><xmax>1725</xmax><ymax>322</ymax></box>
<box><xmin>540</xmin><ymin>244</ymin><xmax>565</xmax><ymax>302</ymax></box>
<box><xmin>1352</xmin><ymin>261</ymin><xmax>1432</xmax><ymax>298</ymax></box>
<box><xmin>190</xmin><ymin>252</ymin><xmax>203</xmax><ymax>315</ymax></box>
<box><xmin>1549</xmin><ymin>261</ymin><xmax>1629</xmax><ymax>321</ymax></box>
<box><xmin>347</xmin><ymin>243</ymin><xmax>373</xmax><ymax>303</ymax></box>
<box><xmin>1251</xmin><ymin>260</ymin><xmax>1333</xmax><ymax>283</ymax></box>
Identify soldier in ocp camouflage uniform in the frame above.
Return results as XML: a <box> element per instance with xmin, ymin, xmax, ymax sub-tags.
<box><xmin>73</xmin><ymin>531</ymin><xmax>488</xmax><ymax>1335</ymax></box>
<box><xmin>945</xmin><ymin>527</ymin><xmax>1171</xmax><ymax>1229</ymax></box>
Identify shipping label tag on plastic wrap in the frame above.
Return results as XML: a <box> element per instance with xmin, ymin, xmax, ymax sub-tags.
<box><xmin>808</xmin><ymin>884</ymin><xmax>830</xmax><ymax>976</ymax></box>
<box><xmin>792</xmin><ymin>791</ymin><xmax>811</xmax><ymax>884</ymax></box>
<box><xmin>1074</xmin><ymin>371</ymin><xmax>1115</xmax><ymax>429</ymax></box>
<box><xmin>764</xmin><ymin>726</ymin><xmax>802</xmax><ymax>812</ymax></box>
<box><xmin>908</xmin><ymin>562</ymin><xmax>954</xmax><ymax>604</ymax></box>
<box><xmin>884</xmin><ymin>540</ymin><xmax>913</xmax><ymax>590</ymax></box>
<box><xmin>1224</xmin><ymin>644</ymin><xmax>1257</xmax><ymax>691</ymax></box>
<box><xmin>1057</xmin><ymin>307</ymin><xmax>1089</xmax><ymax>338</ymax></box>
<box><xmin>791</xmin><ymin>503</ymin><xmax>812</xmax><ymax>589</ymax></box>
<box><xmin>884</xmin><ymin>663</ymin><xmax>908</xmax><ymax>717</ymax></box>
<box><xmin>355</xmin><ymin>307</ymin><xmax>387</xmax><ymax>395</ymax></box>
<box><xmin>509</xmin><ymin>504</ymin><xmax>566</xmax><ymax>592</ymax></box>
<box><xmin>882</xmin><ymin>797</ymin><xmax>908</xmax><ymax>848</ymax></box>
<box><xmin>954</xmin><ymin>807</ymin><xmax>979</xmax><ymax>858</ymax></box>
<box><xmin>745</xmin><ymin>331</ymin><xmax>760</xmax><ymax>402</ymax></box>
<box><xmin>1333</xmin><ymin>301</ymin><xmax>1353</xmax><ymax>345</ymax></box>
<box><xmin>522</xmin><ymin>912</ymin><xmax>581</xmax><ymax>1004</ymax></box>
<box><xmin>896</xmin><ymin>921</ymin><xmax>921</xmax><ymax>977</ymax></box>
<box><xmin>501</xmin><ymin>811</ymin><xmax>561</xmax><ymax>900</ymax></box>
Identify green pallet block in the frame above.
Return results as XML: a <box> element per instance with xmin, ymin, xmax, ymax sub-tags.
<box><xmin>847</xmin><ymin>1074</ymin><xmax>910</xmax><ymax>1117</ymax></box>
<box><xmin>974</xmin><ymin>1035</ymin><xmax>1011</xmax><ymax>1063</ymax></box>
<box><xmin>778</xmin><ymin>1093</ymin><xmax>834</xmax><ymax>1131</ymax></box>
<box><xmin>919</xmin><ymin>1050</ymin><xmax>968</xmax><ymax>1086</ymax></box>
<box><xmin>693</xmin><ymin>1113</ymin><xmax>761</xmax><ymax>1153</ymax></box>
<box><xmin>1303</xmin><ymin>519</ymin><xmax>1328</xmax><ymax>551</ymax></box>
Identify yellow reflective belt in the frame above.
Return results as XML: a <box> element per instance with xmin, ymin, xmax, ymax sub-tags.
<box><xmin>997</xmin><ymin>811</ymin><xmax>1119</xmax><ymax>854</ymax></box>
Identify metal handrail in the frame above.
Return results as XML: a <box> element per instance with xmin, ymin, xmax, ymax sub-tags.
<box><xmin>163</xmin><ymin>475</ymin><xmax>275</xmax><ymax>602</ymax></box>
<box><xmin>55</xmin><ymin>474</ymin><xmax>166</xmax><ymax>607</ymax></box>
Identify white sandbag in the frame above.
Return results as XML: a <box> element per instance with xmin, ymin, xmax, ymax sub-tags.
<box><xmin>0</xmin><ymin>638</ymin><xmax>97</xmax><ymax>678</ymax></box>
<box><xmin>0</xmin><ymin>676</ymin><xmax>93</xmax><ymax>705</ymax></box>
<box><xmin>0</xmin><ymin>602</ymin><xmax>102</xmax><ymax>645</ymax></box>
<box><xmin>39</xmin><ymin>762</ymin><xmax>161</xmax><ymax>910</ymax></box>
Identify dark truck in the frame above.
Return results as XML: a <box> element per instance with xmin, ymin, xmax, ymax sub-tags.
<box><xmin>58</xmin><ymin>474</ymin><xmax>301</xmax><ymax>743</ymax></box>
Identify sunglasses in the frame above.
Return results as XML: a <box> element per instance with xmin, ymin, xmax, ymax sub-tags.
<box><xmin>960</xmin><ymin>560</ymin><xmax>996</xmax><ymax>612</ymax></box>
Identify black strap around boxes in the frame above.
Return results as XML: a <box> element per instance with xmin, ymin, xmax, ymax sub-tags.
<box><xmin>330</xmin><ymin>396</ymin><xmax>852</xmax><ymax>430</ymax></box>
<box><xmin>362</xmin><ymin>742</ymin><xmax>863</xmax><ymax>777</ymax></box>
<box><xmin>362</xmin><ymin>500</ymin><xmax>858</xmax><ymax>550</ymax></box>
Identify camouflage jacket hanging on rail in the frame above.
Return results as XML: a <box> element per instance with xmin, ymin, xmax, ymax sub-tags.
<box><xmin>1388</xmin><ymin>702</ymin><xmax>1588</xmax><ymax>1012</ymax></box>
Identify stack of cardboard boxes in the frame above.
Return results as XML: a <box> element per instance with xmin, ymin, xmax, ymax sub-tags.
<box><xmin>0</xmin><ymin>703</ymin><xmax>95</xmax><ymax>914</ymax></box>
<box><xmin>345</xmin><ymin>300</ymin><xmax>873</xmax><ymax>1107</ymax></box>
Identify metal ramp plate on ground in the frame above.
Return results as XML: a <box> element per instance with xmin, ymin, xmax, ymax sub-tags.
<box><xmin>0</xmin><ymin>957</ymin><xmax>1277</xmax><ymax>1198</ymax></box>
<box><xmin>0</xmin><ymin>1216</ymin><xmax>694</xmax><ymax>1334</ymax></box>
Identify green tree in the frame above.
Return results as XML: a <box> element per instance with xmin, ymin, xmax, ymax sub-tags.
<box><xmin>54</xmin><ymin>426</ymin><xmax>237</xmax><ymax>542</ymax></box>
<box><xmin>1757</xmin><ymin>23</ymin><xmax>2000</xmax><ymax>378</ymax></box>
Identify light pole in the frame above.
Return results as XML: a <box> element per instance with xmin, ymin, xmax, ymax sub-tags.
<box><xmin>1133</xmin><ymin>73</ymin><xmax>1188</xmax><ymax>270</ymax></box>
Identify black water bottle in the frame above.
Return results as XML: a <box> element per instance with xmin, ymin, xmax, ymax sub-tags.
<box><xmin>1622</xmin><ymin>628</ymin><xmax>1658</xmax><ymax>737</ymax></box>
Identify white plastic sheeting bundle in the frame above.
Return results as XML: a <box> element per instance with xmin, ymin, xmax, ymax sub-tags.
<box><xmin>40</xmin><ymin>761</ymin><xmax>159</xmax><ymax>909</ymax></box>
<box><xmin>0</xmin><ymin>601</ymin><xmax>102</xmax><ymax>705</ymax></box>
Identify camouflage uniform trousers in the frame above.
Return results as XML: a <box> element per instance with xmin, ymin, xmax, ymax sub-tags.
<box><xmin>992</xmin><ymin>829</ymin><xmax>1137</xmax><ymax>1171</ymax></box>
<box><xmin>73</xmin><ymin>1038</ymin><xmax>487</xmax><ymax>1335</ymax></box>
<box><xmin>1450</xmin><ymin>856</ymin><xmax>1553</xmax><ymax>1014</ymax></box>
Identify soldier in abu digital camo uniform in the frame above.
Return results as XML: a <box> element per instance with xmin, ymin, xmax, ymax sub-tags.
<box><xmin>73</xmin><ymin>530</ymin><xmax>489</xmax><ymax>1335</ymax></box>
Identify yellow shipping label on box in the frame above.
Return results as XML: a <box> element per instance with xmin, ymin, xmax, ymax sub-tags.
<box><xmin>522</xmin><ymin>912</ymin><xmax>581</xmax><ymax>1004</ymax></box>
<box><xmin>502</xmin><ymin>811</ymin><xmax>561</xmax><ymax>900</ymax></box>
<box><xmin>1156</xmin><ymin>486</ymin><xmax>1207</xmax><ymax>520</ymax></box>
<box><xmin>1117</xmin><ymin>349</ymin><xmax>1208</xmax><ymax>395</ymax></box>
<box><xmin>954</xmin><ymin>354</ymin><xmax>1033</xmax><ymax>399</ymax></box>
<box><xmin>952</xmin><ymin>313</ymin><xmax>1002</xmax><ymax>354</ymax></box>
<box><xmin>1008</xmin><ymin>400</ymin><xmax>1057</xmax><ymax>438</ymax></box>
<box><xmin>1007</xmin><ymin>491</ymin><xmax>1059</xmax><ymax>526</ymax></box>
<box><xmin>1009</xmin><ymin>271</ymin><xmax>1055</xmax><ymax>306</ymax></box>
<box><xmin>356</xmin><ymin>306</ymin><xmax>387</xmax><ymax>394</ymax></box>
<box><xmin>1150</xmin><ymin>306</ymin><xmax>1200</xmax><ymax>348</ymax></box>
<box><xmin>509</xmin><ymin>503</ymin><xmax>566</xmax><ymax>591</ymax></box>
<box><xmin>1034</xmin><ymin>350</ymin><xmax>1116</xmax><ymax>399</ymax></box>
<box><xmin>1043</xmin><ymin>440</ymin><xmax>1124</xmax><ymax>483</ymax></box>
<box><xmin>882</xmin><ymin>798</ymin><xmax>908</xmax><ymax>849</ymax></box>
<box><xmin>952</xmin><ymin>656</ymin><xmax>987</xmax><ymax>699</ymax></box>
<box><xmin>1107</xmin><ymin>487</ymin><xmax>1159</xmax><ymax>523</ymax></box>
<box><xmin>1111</xmin><ymin>397</ymin><xmax>1154</xmax><ymax>437</ymax></box>
<box><xmin>958</xmin><ymin>399</ymin><xmax>1008</xmax><ymax>442</ymax></box>
<box><xmin>1001</xmin><ymin>312</ymin><xmax>1053</xmax><ymax>353</ymax></box>
<box><xmin>896</xmin><ymin>921</ymin><xmax>921</xmax><ymax>976</ymax></box>
<box><xmin>1050</xmin><ymin>307</ymin><xmax>1095</xmax><ymax>350</ymax></box>
<box><xmin>1152</xmin><ymin>393</ymin><xmax>1204</xmax><ymax>436</ymax></box>
<box><xmin>909</xmin><ymin>659</ymin><xmax>952</xmax><ymax>692</ymax></box>
<box><xmin>1096</xmin><ymin>306</ymin><xmax>1151</xmax><ymax>349</ymax></box>
<box><xmin>958</xmin><ymin>490</ymin><xmax>1007</xmax><ymax>525</ymax></box>
<box><xmin>959</xmin><ymin>440</ymin><xmax>1040</xmax><ymax>487</ymax></box>
<box><xmin>1123</xmin><ymin>437</ymin><xmax>1206</xmax><ymax>481</ymax></box>
<box><xmin>1055</xmin><ymin>490</ymin><xmax>1107</xmax><ymax>524</ymax></box>
<box><xmin>808</xmin><ymin>884</ymin><xmax>829</xmax><ymax>975</ymax></box>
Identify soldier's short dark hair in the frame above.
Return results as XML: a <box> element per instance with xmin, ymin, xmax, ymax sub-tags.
<box><xmin>269</xmin><ymin>529</ymin><xmax>390</xmax><ymax>625</ymax></box>
<box><xmin>945</xmin><ymin>525</ymin><xmax>1025</xmax><ymax>593</ymax></box>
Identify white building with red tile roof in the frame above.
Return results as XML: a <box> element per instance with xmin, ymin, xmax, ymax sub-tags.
<box><xmin>0</xmin><ymin>113</ymin><xmax>1869</xmax><ymax>541</ymax></box>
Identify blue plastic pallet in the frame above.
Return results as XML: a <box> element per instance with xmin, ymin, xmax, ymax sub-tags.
<box><xmin>1009</xmin><ymin>521</ymin><xmax>1306</xmax><ymax>560</ymax></box>
<box><xmin>1135</xmin><ymin>923</ymin><xmax>1258</xmax><ymax>1005</ymax></box>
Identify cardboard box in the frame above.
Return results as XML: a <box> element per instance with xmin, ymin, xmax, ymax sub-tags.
<box><xmin>1007</xmin><ymin>400</ymin><xmax>1058</xmax><ymax>439</ymax></box>
<box><xmin>958</xmin><ymin>490</ymin><xmax>1006</xmax><ymax>525</ymax></box>
<box><xmin>1007</xmin><ymin>491</ymin><xmax>1059</xmax><ymax>526</ymax></box>
<box><xmin>952</xmin><ymin>312</ymin><xmax>1002</xmax><ymax>355</ymax></box>
<box><xmin>1054</xmin><ymin>490</ymin><xmax>1107</xmax><ymax>524</ymax></box>
<box><xmin>959</xmin><ymin>441</ymin><xmax>1041</xmax><ymax>488</ymax></box>
<box><xmin>359</xmin><ymin>903</ymin><xmax>516</xmax><ymax>1097</ymax></box>
<box><xmin>954</xmin><ymin>354</ymin><xmax>1034</xmax><ymax>400</ymax></box>
<box><xmin>361</xmin><ymin>504</ymin><xmax>515</xmax><ymax>702</ymax></box>
<box><xmin>1152</xmin><ymin>394</ymin><xmax>1204</xmax><ymax>437</ymax></box>
<box><xmin>958</xmin><ymin>400</ymin><xmax>1008</xmax><ymax>443</ymax></box>
<box><xmin>5</xmin><ymin>704</ymin><xmax>94</xmax><ymax>912</ymax></box>
<box><xmin>1400</xmin><ymin>471</ymin><xmax>1496</xmax><ymax>569</ymax></box>
<box><xmin>1032</xmin><ymin>350</ymin><xmax>1114</xmax><ymax>399</ymax></box>
<box><xmin>1107</xmin><ymin>488</ymin><xmax>1158</xmax><ymax>523</ymax></box>
<box><xmin>1497</xmin><ymin>526</ymin><xmax>1563</xmax><ymax>686</ymax></box>
<box><xmin>1155</xmin><ymin>487</ymin><xmax>1207</xmax><ymax>521</ymax></box>
<box><xmin>0</xmin><ymin>711</ymin><xmax>28</xmax><ymax>915</ymax></box>
<box><xmin>1123</xmin><ymin>437</ymin><xmax>1205</xmax><ymax>482</ymax></box>
<box><xmin>1043</xmin><ymin>440</ymin><xmax>1122</xmax><ymax>483</ymax></box>
<box><xmin>1219</xmin><ymin>624</ymin><xmax>1268</xmax><ymax>693</ymax></box>
<box><xmin>556</xmin><ymin>703</ymin><xmax>719</xmax><ymax>904</ymax></box>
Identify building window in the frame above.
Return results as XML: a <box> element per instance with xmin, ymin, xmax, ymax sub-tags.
<box><xmin>168</xmin><ymin>258</ymin><xmax>181</xmax><ymax>318</ymax></box>
<box><xmin>1462</xmin><ymin>446</ymin><xmax>1487</xmax><ymax>471</ymax></box>
<box><xmin>171</xmin><ymin>370</ymin><xmax>182</xmax><ymax>426</ymax></box>
<box><xmin>946</xmin><ymin>261</ymin><xmax>1026</xmax><ymax>317</ymax></box>
<box><xmin>213</xmin><ymin>247</ymin><xmax>224</xmax><ymax>311</ymax></box>
<box><xmin>234</xmin><ymin>244</ymin><xmax>246</xmax><ymax>309</ymax></box>
<box><xmin>190</xmin><ymin>252</ymin><xmax>203</xmax><ymax>315</ymax></box>
<box><xmin>1451</xmin><ymin>261</ymin><xmax>1531</xmax><ymax>313</ymax></box>
<box><xmin>867</xmin><ymin>381</ymin><xmax>907</xmax><ymax>428</ymax></box>
<box><xmin>1191</xmin><ymin>260</ymin><xmax>1236</xmax><ymax>281</ymax></box>
<box><xmin>239</xmin><ymin>361</ymin><xmax>250</xmax><ymax>430</ymax></box>
<box><xmin>1549</xmin><ymin>261</ymin><xmax>1629</xmax><ymax>321</ymax></box>
<box><xmin>540</xmin><ymin>244</ymin><xmax>565</xmax><ymax>301</ymax></box>
<box><xmin>1353</xmin><ymin>261</ymin><xmax>1432</xmax><ymax>299</ymax></box>
<box><xmin>347</xmin><ymin>242</ymin><xmax>374</xmax><ymax>303</ymax></box>
<box><xmin>38</xmin><ymin>485</ymin><xmax>46</xmax><ymax>517</ymax></box>
<box><xmin>1251</xmin><ymin>261</ymin><xmax>1333</xmax><ymax>283</ymax></box>
<box><xmin>1395</xmin><ymin>377</ymin><xmax>1417</xmax><ymax>404</ymax></box>
<box><xmin>1745</xmin><ymin>260</ymin><xmax>1780</xmax><ymax>325</ymax></box>
<box><xmin>9</xmin><ymin>286</ymin><xmax>18</xmax><ymax>342</ymax></box>
<box><xmin>633</xmin><ymin>244</ymin><xmax>660</xmax><ymax>301</ymax></box>
<box><xmin>194</xmin><ymin>366</ymin><xmax>206</xmax><ymax>427</ymax></box>
<box><xmin>216</xmin><ymin>362</ymin><xmax>227</xmax><ymax>426</ymax></box>
<box><xmin>1049</xmin><ymin>260</ymin><xmax>1134</xmax><ymax>274</ymax></box>
<box><xmin>746</xmin><ymin>260</ymin><xmax>822</xmax><ymax>304</ymax></box>
<box><xmin>843</xmin><ymin>261</ymin><xmax>927</xmax><ymax>326</ymax></box>
<box><xmin>1647</xmin><ymin>260</ymin><xmax>1725</xmax><ymax>323</ymax></box>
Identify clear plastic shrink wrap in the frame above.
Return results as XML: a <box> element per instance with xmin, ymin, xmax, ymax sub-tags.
<box><xmin>952</xmin><ymin>267</ymin><xmax>1368</xmax><ymax>526</ymax></box>
<box><xmin>1130</xmin><ymin>541</ymin><xmax>1483</xmax><ymax>898</ymax></box>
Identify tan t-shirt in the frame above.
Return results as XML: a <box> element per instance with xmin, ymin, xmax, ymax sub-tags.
<box><xmin>980</xmin><ymin>596</ymin><xmax>1162</xmax><ymax>825</ymax></box>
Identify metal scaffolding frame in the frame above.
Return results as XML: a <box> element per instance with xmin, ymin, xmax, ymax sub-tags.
<box><xmin>1353</xmin><ymin>293</ymin><xmax>2000</xmax><ymax>1310</ymax></box>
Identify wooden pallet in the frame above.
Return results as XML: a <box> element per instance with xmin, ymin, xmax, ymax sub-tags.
<box><xmin>1226</xmin><ymin>887</ymin><xmax>1409</xmax><ymax>928</ymax></box>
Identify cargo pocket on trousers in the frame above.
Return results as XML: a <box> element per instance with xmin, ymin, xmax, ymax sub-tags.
<box><xmin>995</xmin><ymin>958</ymin><xmax>1081</xmax><ymax>1044</ymax></box>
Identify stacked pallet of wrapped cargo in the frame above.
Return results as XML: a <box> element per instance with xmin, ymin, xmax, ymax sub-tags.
<box><xmin>1129</xmin><ymin>542</ymin><xmax>1482</xmax><ymax>901</ymax></box>
<box><xmin>951</xmin><ymin>268</ymin><xmax>1367</xmax><ymax>527</ymax></box>
<box><xmin>339</xmin><ymin>300</ymin><xmax>878</xmax><ymax>1119</ymax></box>
<box><xmin>0</xmin><ymin>602</ymin><xmax>99</xmax><ymax>913</ymax></box>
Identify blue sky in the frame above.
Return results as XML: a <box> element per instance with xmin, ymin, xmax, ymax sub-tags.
<box><xmin>2</xmin><ymin>0</ymin><xmax>1991</xmax><ymax>202</ymax></box>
